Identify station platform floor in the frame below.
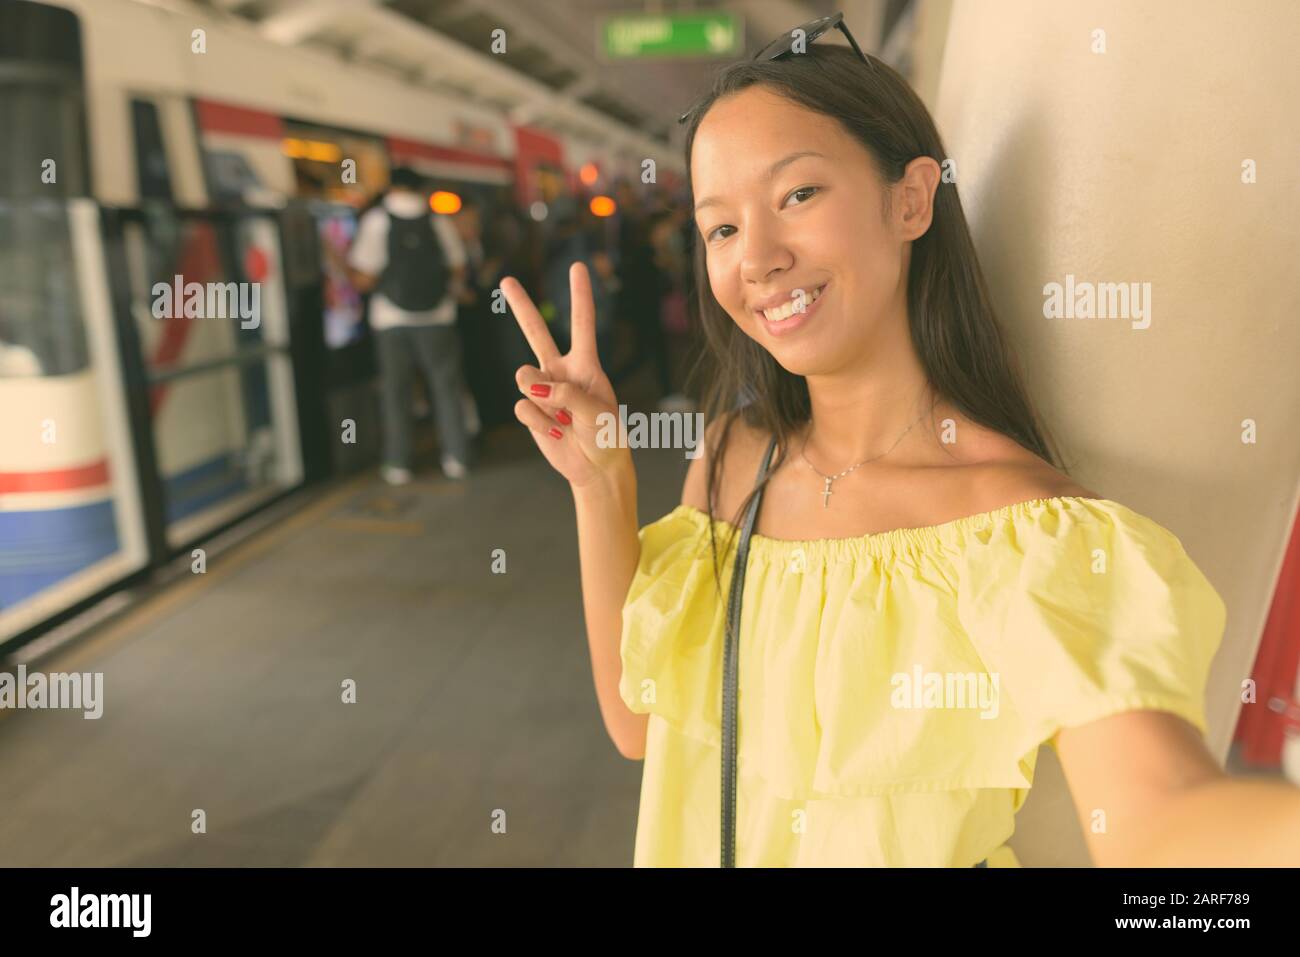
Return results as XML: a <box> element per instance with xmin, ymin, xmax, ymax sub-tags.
<box><xmin>0</xmin><ymin>379</ymin><xmax>691</xmax><ymax>867</ymax></box>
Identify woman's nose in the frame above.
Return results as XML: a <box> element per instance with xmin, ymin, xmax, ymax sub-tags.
<box><xmin>738</xmin><ymin>221</ymin><xmax>793</xmax><ymax>286</ymax></box>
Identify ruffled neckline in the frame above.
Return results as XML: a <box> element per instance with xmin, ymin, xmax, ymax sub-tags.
<box><xmin>673</xmin><ymin>496</ymin><xmax>1124</xmax><ymax>562</ymax></box>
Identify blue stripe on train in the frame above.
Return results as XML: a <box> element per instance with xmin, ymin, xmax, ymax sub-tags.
<box><xmin>163</xmin><ymin>452</ymin><xmax>249</xmax><ymax>524</ymax></box>
<box><xmin>0</xmin><ymin>451</ymin><xmax>252</xmax><ymax>609</ymax></box>
<box><xmin>0</xmin><ymin>500</ymin><xmax>120</xmax><ymax>608</ymax></box>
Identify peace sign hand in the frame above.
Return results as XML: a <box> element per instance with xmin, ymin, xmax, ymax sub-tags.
<box><xmin>502</xmin><ymin>262</ymin><xmax>631</xmax><ymax>490</ymax></box>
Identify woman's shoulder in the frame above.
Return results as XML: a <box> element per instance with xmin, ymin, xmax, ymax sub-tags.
<box><xmin>922</xmin><ymin>412</ymin><xmax>1101</xmax><ymax>514</ymax></box>
<box><xmin>679</xmin><ymin>412</ymin><xmax>775</xmax><ymax>521</ymax></box>
<box><xmin>962</xmin><ymin>447</ymin><xmax>1101</xmax><ymax>515</ymax></box>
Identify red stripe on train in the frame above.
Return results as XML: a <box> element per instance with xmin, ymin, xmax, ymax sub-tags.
<box><xmin>387</xmin><ymin>136</ymin><xmax>514</xmax><ymax>172</ymax></box>
<box><xmin>194</xmin><ymin>99</ymin><xmax>286</xmax><ymax>139</ymax></box>
<box><xmin>0</xmin><ymin>459</ymin><xmax>111</xmax><ymax>493</ymax></box>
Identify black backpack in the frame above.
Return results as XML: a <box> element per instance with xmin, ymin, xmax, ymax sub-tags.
<box><xmin>378</xmin><ymin>209</ymin><xmax>448</xmax><ymax>311</ymax></box>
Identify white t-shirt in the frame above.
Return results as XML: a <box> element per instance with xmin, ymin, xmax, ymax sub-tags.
<box><xmin>348</xmin><ymin>190</ymin><xmax>467</xmax><ymax>330</ymax></box>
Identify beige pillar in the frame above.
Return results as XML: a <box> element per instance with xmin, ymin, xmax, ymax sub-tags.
<box><xmin>930</xmin><ymin>0</ymin><xmax>1300</xmax><ymax>865</ymax></box>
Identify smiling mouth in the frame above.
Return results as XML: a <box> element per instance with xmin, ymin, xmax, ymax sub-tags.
<box><xmin>757</xmin><ymin>283</ymin><xmax>828</xmax><ymax>322</ymax></box>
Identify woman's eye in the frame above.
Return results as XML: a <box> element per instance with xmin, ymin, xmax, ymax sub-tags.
<box><xmin>704</xmin><ymin>188</ymin><xmax>817</xmax><ymax>243</ymax></box>
<box><xmin>785</xmin><ymin>186</ymin><xmax>819</xmax><ymax>206</ymax></box>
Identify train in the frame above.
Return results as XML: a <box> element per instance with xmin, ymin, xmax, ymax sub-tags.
<box><xmin>0</xmin><ymin>0</ymin><xmax>686</xmax><ymax>647</ymax></box>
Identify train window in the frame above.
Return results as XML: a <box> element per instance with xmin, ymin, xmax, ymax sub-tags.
<box><xmin>281</xmin><ymin>121</ymin><xmax>389</xmax><ymax>205</ymax></box>
<box><xmin>130</xmin><ymin>98</ymin><xmax>174</xmax><ymax>202</ymax></box>
<box><xmin>203</xmin><ymin>149</ymin><xmax>263</xmax><ymax>203</ymax></box>
<box><xmin>0</xmin><ymin>82</ymin><xmax>88</xmax><ymax>200</ymax></box>
<box><xmin>0</xmin><ymin>201</ymin><xmax>89</xmax><ymax>377</ymax></box>
<box><xmin>0</xmin><ymin>0</ymin><xmax>89</xmax><ymax>201</ymax></box>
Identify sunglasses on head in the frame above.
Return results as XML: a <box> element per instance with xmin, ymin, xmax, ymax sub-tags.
<box><xmin>677</xmin><ymin>12</ymin><xmax>873</xmax><ymax>125</ymax></box>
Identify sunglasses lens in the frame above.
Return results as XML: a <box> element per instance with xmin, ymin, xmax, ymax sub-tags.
<box><xmin>804</xmin><ymin>17</ymin><xmax>834</xmax><ymax>43</ymax></box>
<box><xmin>756</xmin><ymin>16</ymin><xmax>838</xmax><ymax>60</ymax></box>
<box><xmin>754</xmin><ymin>34</ymin><xmax>793</xmax><ymax>60</ymax></box>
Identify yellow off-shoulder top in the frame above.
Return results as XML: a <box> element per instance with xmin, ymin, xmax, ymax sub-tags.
<box><xmin>618</xmin><ymin>496</ymin><xmax>1226</xmax><ymax>867</ymax></box>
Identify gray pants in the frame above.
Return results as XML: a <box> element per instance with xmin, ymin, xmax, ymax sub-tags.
<box><xmin>375</xmin><ymin>323</ymin><xmax>469</xmax><ymax>470</ymax></box>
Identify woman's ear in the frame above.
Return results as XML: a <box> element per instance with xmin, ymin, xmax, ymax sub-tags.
<box><xmin>895</xmin><ymin>156</ymin><xmax>942</xmax><ymax>241</ymax></box>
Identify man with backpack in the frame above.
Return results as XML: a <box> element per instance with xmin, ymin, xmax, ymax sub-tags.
<box><xmin>348</xmin><ymin>166</ymin><xmax>471</xmax><ymax>485</ymax></box>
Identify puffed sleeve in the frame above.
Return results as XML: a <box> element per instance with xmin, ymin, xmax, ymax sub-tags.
<box><xmin>954</xmin><ymin>498</ymin><xmax>1226</xmax><ymax>755</ymax></box>
<box><xmin>619</xmin><ymin>505</ymin><xmax>731</xmax><ymax>747</ymax></box>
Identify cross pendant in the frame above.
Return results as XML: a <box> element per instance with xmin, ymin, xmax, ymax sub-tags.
<box><xmin>822</xmin><ymin>477</ymin><xmax>833</xmax><ymax>508</ymax></box>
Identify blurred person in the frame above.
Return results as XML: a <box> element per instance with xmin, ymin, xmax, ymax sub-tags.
<box><xmin>612</xmin><ymin>178</ymin><xmax>643</xmax><ymax>226</ymax></box>
<box><xmin>543</xmin><ymin>198</ymin><xmax>614</xmax><ymax>363</ymax></box>
<box><xmin>452</xmin><ymin>196</ymin><xmax>485</xmax><ymax>293</ymax></box>
<box><xmin>582</xmin><ymin>202</ymin><xmax>620</xmax><ymax>364</ymax></box>
<box><xmin>452</xmin><ymin>195</ymin><xmax>511</xmax><ymax>432</ymax></box>
<box><xmin>609</xmin><ymin>208</ymin><xmax>673</xmax><ymax>403</ymax></box>
<box><xmin>348</xmin><ymin>166</ymin><xmax>471</xmax><ymax>484</ymax></box>
<box><xmin>652</xmin><ymin>205</ymin><xmax>689</xmax><ymax>285</ymax></box>
<box><xmin>648</xmin><ymin>207</ymin><xmax>695</xmax><ymax>412</ymax></box>
<box><xmin>481</xmin><ymin>207</ymin><xmax>537</xmax><ymax>381</ymax></box>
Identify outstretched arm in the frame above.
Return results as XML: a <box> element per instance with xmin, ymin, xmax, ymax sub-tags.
<box><xmin>1056</xmin><ymin>709</ymin><xmax>1300</xmax><ymax>866</ymax></box>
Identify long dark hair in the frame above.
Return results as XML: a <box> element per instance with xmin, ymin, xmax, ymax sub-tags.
<box><xmin>678</xmin><ymin>45</ymin><xmax>1067</xmax><ymax>594</ymax></box>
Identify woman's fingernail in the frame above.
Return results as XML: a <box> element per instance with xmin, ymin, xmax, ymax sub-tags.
<box><xmin>555</xmin><ymin>409</ymin><xmax>572</xmax><ymax>425</ymax></box>
<box><xmin>530</xmin><ymin>383</ymin><xmax>551</xmax><ymax>397</ymax></box>
<box><xmin>548</xmin><ymin>427</ymin><xmax>563</xmax><ymax>439</ymax></box>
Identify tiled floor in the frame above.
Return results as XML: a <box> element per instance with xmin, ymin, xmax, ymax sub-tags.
<box><xmin>0</xmin><ymin>379</ymin><xmax>690</xmax><ymax>867</ymax></box>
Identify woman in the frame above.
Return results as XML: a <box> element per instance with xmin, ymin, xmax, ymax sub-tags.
<box><xmin>499</xmin><ymin>39</ymin><xmax>1300</xmax><ymax>867</ymax></box>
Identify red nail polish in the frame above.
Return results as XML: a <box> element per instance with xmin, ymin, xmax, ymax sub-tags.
<box><xmin>555</xmin><ymin>409</ymin><xmax>572</xmax><ymax>425</ymax></box>
<box><xmin>548</xmin><ymin>426</ymin><xmax>563</xmax><ymax>439</ymax></box>
<box><xmin>531</xmin><ymin>383</ymin><xmax>551</xmax><ymax>397</ymax></box>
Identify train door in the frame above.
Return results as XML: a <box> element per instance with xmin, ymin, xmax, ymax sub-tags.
<box><xmin>0</xmin><ymin>0</ymin><xmax>148</xmax><ymax>647</ymax></box>
<box><xmin>115</xmin><ymin>93</ymin><xmax>303</xmax><ymax>549</ymax></box>
<box><xmin>278</xmin><ymin>119</ymin><xmax>392</xmax><ymax>475</ymax></box>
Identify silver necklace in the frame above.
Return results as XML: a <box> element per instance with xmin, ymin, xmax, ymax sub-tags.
<box><xmin>798</xmin><ymin>406</ymin><xmax>930</xmax><ymax>508</ymax></box>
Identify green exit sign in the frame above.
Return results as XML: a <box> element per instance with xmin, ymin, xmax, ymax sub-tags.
<box><xmin>601</xmin><ymin>12</ymin><xmax>743</xmax><ymax>60</ymax></box>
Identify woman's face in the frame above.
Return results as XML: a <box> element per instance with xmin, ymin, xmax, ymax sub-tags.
<box><xmin>691</xmin><ymin>86</ymin><xmax>916</xmax><ymax>376</ymax></box>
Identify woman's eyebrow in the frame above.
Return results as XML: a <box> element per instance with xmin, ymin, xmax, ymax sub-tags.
<box><xmin>694</xmin><ymin>150</ymin><xmax>826</xmax><ymax>213</ymax></box>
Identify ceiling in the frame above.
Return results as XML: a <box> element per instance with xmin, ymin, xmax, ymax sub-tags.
<box><xmin>193</xmin><ymin>0</ymin><xmax>909</xmax><ymax>153</ymax></box>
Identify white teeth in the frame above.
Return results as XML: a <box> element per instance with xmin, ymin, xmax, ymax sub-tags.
<box><xmin>762</xmin><ymin>284</ymin><xmax>825</xmax><ymax>322</ymax></box>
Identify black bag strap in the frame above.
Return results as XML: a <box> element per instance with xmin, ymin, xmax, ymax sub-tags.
<box><xmin>722</xmin><ymin>433</ymin><xmax>778</xmax><ymax>868</ymax></box>
<box><xmin>719</xmin><ymin>431</ymin><xmax>990</xmax><ymax>869</ymax></box>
